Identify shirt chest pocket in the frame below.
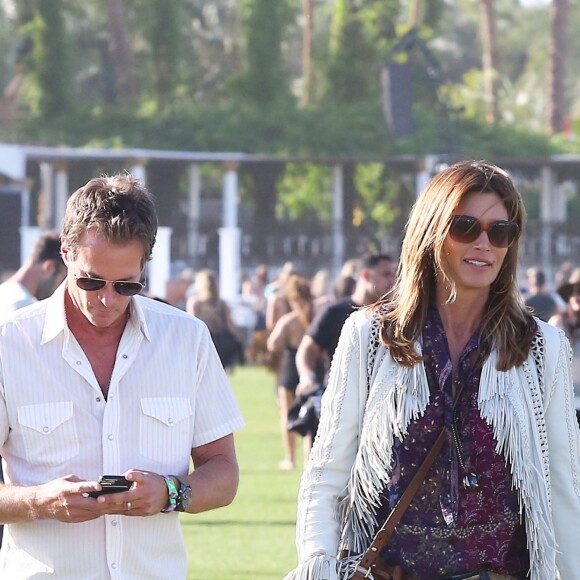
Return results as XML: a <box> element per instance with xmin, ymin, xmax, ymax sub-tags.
<box><xmin>140</xmin><ymin>398</ymin><xmax>193</xmax><ymax>464</ymax></box>
<box><xmin>17</xmin><ymin>402</ymin><xmax>79</xmax><ymax>466</ymax></box>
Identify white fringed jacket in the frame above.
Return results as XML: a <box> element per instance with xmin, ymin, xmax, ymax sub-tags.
<box><xmin>285</xmin><ymin>309</ymin><xmax>580</xmax><ymax>580</ymax></box>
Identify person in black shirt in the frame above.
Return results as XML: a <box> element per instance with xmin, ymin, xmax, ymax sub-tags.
<box><xmin>294</xmin><ymin>254</ymin><xmax>396</xmax><ymax>447</ymax></box>
<box><xmin>524</xmin><ymin>266</ymin><xmax>559</xmax><ymax>322</ymax></box>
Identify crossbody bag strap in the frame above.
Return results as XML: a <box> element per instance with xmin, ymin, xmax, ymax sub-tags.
<box><xmin>353</xmin><ymin>428</ymin><xmax>446</xmax><ymax>577</ymax></box>
<box><xmin>355</xmin><ymin>346</ymin><xmax>467</xmax><ymax>579</ymax></box>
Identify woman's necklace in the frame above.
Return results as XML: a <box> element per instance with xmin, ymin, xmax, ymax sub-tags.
<box><xmin>451</xmin><ymin>411</ymin><xmax>479</xmax><ymax>490</ymax></box>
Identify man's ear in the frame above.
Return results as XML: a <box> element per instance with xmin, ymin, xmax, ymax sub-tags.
<box><xmin>41</xmin><ymin>260</ymin><xmax>56</xmax><ymax>276</ymax></box>
<box><xmin>60</xmin><ymin>239</ymin><xmax>71</xmax><ymax>265</ymax></box>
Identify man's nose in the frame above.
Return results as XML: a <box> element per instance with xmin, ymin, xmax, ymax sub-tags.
<box><xmin>97</xmin><ymin>282</ymin><xmax>118</xmax><ymax>306</ymax></box>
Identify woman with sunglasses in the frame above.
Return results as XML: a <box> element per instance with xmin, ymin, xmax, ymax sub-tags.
<box><xmin>285</xmin><ymin>161</ymin><xmax>580</xmax><ymax>580</ymax></box>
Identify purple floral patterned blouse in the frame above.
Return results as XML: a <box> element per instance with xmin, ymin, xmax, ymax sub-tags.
<box><xmin>377</xmin><ymin>306</ymin><xmax>529</xmax><ymax>579</ymax></box>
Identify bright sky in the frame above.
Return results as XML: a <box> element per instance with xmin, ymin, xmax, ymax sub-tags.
<box><xmin>520</xmin><ymin>0</ymin><xmax>550</xmax><ymax>6</ymax></box>
<box><xmin>2</xmin><ymin>1</ymin><xmax>15</xmax><ymax>19</ymax></box>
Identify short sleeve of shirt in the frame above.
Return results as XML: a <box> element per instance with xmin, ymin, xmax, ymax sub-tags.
<box><xmin>192</xmin><ymin>324</ymin><xmax>245</xmax><ymax>447</ymax></box>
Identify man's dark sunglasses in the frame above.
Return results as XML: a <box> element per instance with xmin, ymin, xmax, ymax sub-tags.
<box><xmin>75</xmin><ymin>275</ymin><xmax>144</xmax><ymax>297</ymax></box>
<box><xmin>449</xmin><ymin>215</ymin><xmax>519</xmax><ymax>249</ymax></box>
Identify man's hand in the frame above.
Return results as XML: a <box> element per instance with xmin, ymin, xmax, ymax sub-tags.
<box><xmin>31</xmin><ymin>474</ymin><xmax>106</xmax><ymax>523</ymax></box>
<box><xmin>9</xmin><ymin>472</ymin><xmax>169</xmax><ymax>523</ymax></box>
<box><xmin>94</xmin><ymin>470</ymin><xmax>168</xmax><ymax>516</ymax></box>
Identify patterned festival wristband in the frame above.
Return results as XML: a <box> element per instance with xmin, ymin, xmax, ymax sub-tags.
<box><xmin>161</xmin><ymin>476</ymin><xmax>178</xmax><ymax>513</ymax></box>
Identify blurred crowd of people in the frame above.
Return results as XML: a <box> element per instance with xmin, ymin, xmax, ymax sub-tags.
<box><xmin>523</xmin><ymin>262</ymin><xmax>580</xmax><ymax>408</ymax></box>
<box><xmin>239</xmin><ymin>254</ymin><xmax>397</xmax><ymax>470</ymax></box>
<box><xmin>2</xmin><ymin>238</ymin><xmax>580</xmax><ymax>472</ymax></box>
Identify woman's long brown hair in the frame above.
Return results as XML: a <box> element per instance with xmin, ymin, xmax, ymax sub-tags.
<box><xmin>284</xmin><ymin>274</ymin><xmax>314</xmax><ymax>330</ymax></box>
<box><xmin>375</xmin><ymin>160</ymin><xmax>536</xmax><ymax>371</ymax></box>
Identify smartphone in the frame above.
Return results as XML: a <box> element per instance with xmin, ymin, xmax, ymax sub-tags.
<box><xmin>88</xmin><ymin>475</ymin><xmax>132</xmax><ymax>498</ymax></box>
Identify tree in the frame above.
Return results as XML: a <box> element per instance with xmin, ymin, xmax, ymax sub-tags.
<box><xmin>0</xmin><ymin>1</ymin><xmax>33</xmax><ymax>122</ymax></box>
<box><xmin>479</xmin><ymin>0</ymin><xmax>499</xmax><ymax>123</ymax></box>
<box><xmin>103</xmin><ymin>0</ymin><xmax>139</xmax><ymax>104</ymax></box>
<box><xmin>179</xmin><ymin>0</ymin><xmax>242</xmax><ymax>102</ymax></box>
<box><xmin>325</xmin><ymin>0</ymin><xmax>399</xmax><ymax>103</ymax></box>
<box><xmin>233</xmin><ymin>0</ymin><xmax>293</xmax><ymax>104</ymax></box>
<box><xmin>150</xmin><ymin>0</ymin><xmax>180</xmax><ymax>106</ymax></box>
<box><xmin>547</xmin><ymin>0</ymin><xmax>568</xmax><ymax>134</ymax></box>
<box><xmin>31</xmin><ymin>0</ymin><xmax>71</xmax><ymax>118</ymax></box>
<box><xmin>301</xmin><ymin>0</ymin><xmax>314</xmax><ymax>107</ymax></box>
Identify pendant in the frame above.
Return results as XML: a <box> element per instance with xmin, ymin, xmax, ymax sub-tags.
<box><xmin>462</xmin><ymin>472</ymin><xmax>479</xmax><ymax>490</ymax></box>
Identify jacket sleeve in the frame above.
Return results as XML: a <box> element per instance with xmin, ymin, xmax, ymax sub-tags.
<box><xmin>544</xmin><ymin>329</ymin><xmax>580</xmax><ymax>578</ymax></box>
<box><xmin>284</xmin><ymin>312</ymin><xmax>369</xmax><ymax>580</ymax></box>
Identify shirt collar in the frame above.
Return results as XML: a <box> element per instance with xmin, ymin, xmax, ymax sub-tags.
<box><xmin>41</xmin><ymin>281</ymin><xmax>67</xmax><ymax>344</ymax></box>
<box><xmin>131</xmin><ymin>295</ymin><xmax>152</xmax><ymax>342</ymax></box>
<box><xmin>41</xmin><ymin>282</ymin><xmax>151</xmax><ymax>345</ymax></box>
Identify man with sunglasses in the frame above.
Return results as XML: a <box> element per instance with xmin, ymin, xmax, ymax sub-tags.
<box><xmin>0</xmin><ymin>174</ymin><xmax>244</xmax><ymax>579</ymax></box>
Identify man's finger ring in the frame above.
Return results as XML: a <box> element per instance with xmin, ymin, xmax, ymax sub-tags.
<box><xmin>127</xmin><ymin>501</ymin><xmax>132</xmax><ymax>511</ymax></box>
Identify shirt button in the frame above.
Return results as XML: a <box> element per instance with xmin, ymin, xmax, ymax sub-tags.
<box><xmin>168</xmin><ymin>418</ymin><xmax>174</xmax><ymax>425</ymax></box>
<box><xmin>111</xmin><ymin>563</ymin><xmax>117</xmax><ymax>569</ymax></box>
<box><xmin>96</xmin><ymin>397</ymin><xmax>102</xmax><ymax>402</ymax></box>
<box><xmin>76</xmin><ymin>361</ymin><xmax>82</xmax><ymax>365</ymax></box>
<box><xmin>43</xmin><ymin>427</ymin><xmax>49</xmax><ymax>433</ymax></box>
<box><xmin>108</xmin><ymin>434</ymin><xmax>114</xmax><ymax>440</ymax></box>
<box><xmin>122</xmin><ymin>354</ymin><xmax>128</xmax><ymax>359</ymax></box>
<box><xmin>111</xmin><ymin>520</ymin><xmax>118</xmax><ymax>526</ymax></box>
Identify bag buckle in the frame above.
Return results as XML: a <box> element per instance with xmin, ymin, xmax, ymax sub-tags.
<box><xmin>355</xmin><ymin>565</ymin><xmax>374</xmax><ymax>579</ymax></box>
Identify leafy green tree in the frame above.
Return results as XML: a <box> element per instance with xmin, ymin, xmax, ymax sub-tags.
<box><xmin>422</xmin><ymin>0</ymin><xmax>446</xmax><ymax>31</ymax></box>
<box><xmin>479</xmin><ymin>0</ymin><xmax>499</xmax><ymax>123</ymax></box>
<box><xmin>277</xmin><ymin>163</ymin><xmax>332</xmax><ymax>221</ymax></box>
<box><xmin>30</xmin><ymin>0</ymin><xmax>70</xmax><ymax>118</ymax></box>
<box><xmin>325</xmin><ymin>0</ymin><xmax>399</xmax><ymax>103</ymax></box>
<box><xmin>232</xmin><ymin>0</ymin><xmax>294</xmax><ymax>104</ymax></box>
<box><xmin>103</xmin><ymin>0</ymin><xmax>139</xmax><ymax>104</ymax></box>
<box><xmin>548</xmin><ymin>0</ymin><xmax>569</xmax><ymax>134</ymax></box>
<box><xmin>150</xmin><ymin>0</ymin><xmax>181</xmax><ymax>106</ymax></box>
<box><xmin>178</xmin><ymin>1</ymin><xmax>242</xmax><ymax>103</ymax></box>
<box><xmin>353</xmin><ymin>163</ymin><xmax>415</xmax><ymax>247</ymax></box>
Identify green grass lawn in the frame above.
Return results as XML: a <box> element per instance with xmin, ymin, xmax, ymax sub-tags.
<box><xmin>183</xmin><ymin>365</ymin><xmax>304</xmax><ymax>579</ymax></box>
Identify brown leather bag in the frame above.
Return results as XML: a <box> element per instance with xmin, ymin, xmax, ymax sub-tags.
<box><xmin>352</xmin><ymin>561</ymin><xmax>405</xmax><ymax>580</ymax></box>
<box><xmin>350</xmin><ymin>429</ymin><xmax>447</xmax><ymax>580</ymax></box>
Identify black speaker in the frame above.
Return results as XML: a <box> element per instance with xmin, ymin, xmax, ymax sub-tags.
<box><xmin>0</xmin><ymin>189</ymin><xmax>21</xmax><ymax>275</ymax></box>
<box><xmin>380</xmin><ymin>61</ymin><xmax>416</xmax><ymax>139</ymax></box>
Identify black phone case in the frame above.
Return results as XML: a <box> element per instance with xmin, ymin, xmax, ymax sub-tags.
<box><xmin>88</xmin><ymin>475</ymin><xmax>132</xmax><ymax>497</ymax></box>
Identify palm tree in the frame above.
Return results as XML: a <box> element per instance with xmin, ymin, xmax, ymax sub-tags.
<box><xmin>479</xmin><ymin>0</ymin><xmax>499</xmax><ymax>123</ymax></box>
<box><xmin>547</xmin><ymin>0</ymin><xmax>569</xmax><ymax>134</ymax></box>
<box><xmin>301</xmin><ymin>0</ymin><xmax>314</xmax><ymax>106</ymax></box>
<box><xmin>103</xmin><ymin>0</ymin><xmax>139</xmax><ymax>104</ymax></box>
